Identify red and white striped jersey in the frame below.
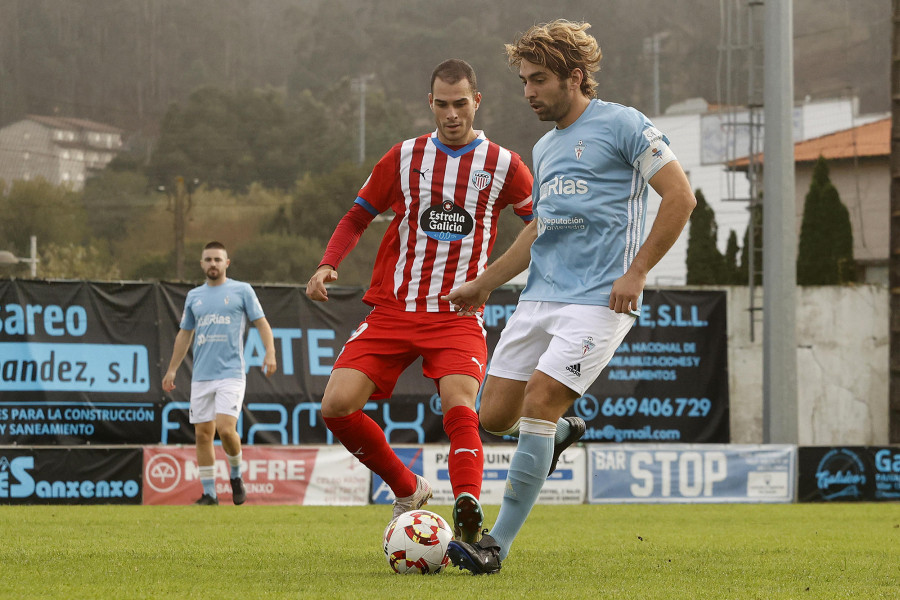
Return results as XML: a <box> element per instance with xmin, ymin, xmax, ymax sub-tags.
<box><xmin>358</xmin><ymin>131</ymin><xmax>533</xmax><ymax>312</ymax></box>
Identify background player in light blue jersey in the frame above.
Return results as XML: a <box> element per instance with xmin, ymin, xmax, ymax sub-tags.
<box><xmin>443</xmin><ymin>20</ymin><xmax>696</xmax><ymax>574</ymax></box>
<box><xmin>163</xmin><ymin>241</ymin><xmax>277</xmax><ymax>505</ymax></box>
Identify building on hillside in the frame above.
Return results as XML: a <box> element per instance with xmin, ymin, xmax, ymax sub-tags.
<box><xmin>729</xmin><ymin>117</ymin><xmax>890</xmax><ymax>286</ymax></box>
<box><xmin>0</xmin><ymin>115</ymin><xmax>124</xmax><ymax>192</ymax></box>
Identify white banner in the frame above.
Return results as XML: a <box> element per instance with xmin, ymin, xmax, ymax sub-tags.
<box><xmin>370</xmin><ymin>444</ymin><xmax>587</xmax><ymax>506</ymax></box>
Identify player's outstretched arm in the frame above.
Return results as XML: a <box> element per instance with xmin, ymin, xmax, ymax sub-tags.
<box><xmin>309</xmin><ymin>204</ymin><xmax>376</xmax><ymax>302</ymax></box>
<box><xmin>162</xmin><ymin>329</ymin><xmax>194</xmax><ymax>392</ymax></box>
<box><xmin>610</xmin><ymin>161</ymin><xmax>695</xmax><ymax>313</ymax></box>
<box><xmin>442</xmin><ymin>220</ymin><xmax>536</xmax><ymax>315</ymax></box>
<box><xmin>253</xmin><ymin>316</ymin><xmax>278</xmax><ymax>376</ymax></box>
<box><xmin>306</xmin><ymin>265</ymin><xmax>338</xmax><ymax>302</ymax></box>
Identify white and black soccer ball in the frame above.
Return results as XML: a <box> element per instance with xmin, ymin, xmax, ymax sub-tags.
<box><xmin>382</xmin><ymin>509</ymin><xmax>453</xmax><ymax>574</ymax></box>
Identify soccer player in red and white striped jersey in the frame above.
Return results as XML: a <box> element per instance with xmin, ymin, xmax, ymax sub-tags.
<box><xmin>306</xmin><ymin>59</ymin><xmax>533</xmax><ymax>543</ymax></box>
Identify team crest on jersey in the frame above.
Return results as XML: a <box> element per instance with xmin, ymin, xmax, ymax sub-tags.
<box><xmin>471</xmin><ymin>170</ymin><xmax>492</xmax><ymax>191</ymax></box>
<box><xmin>575</xmin><ymin>140</ymin><xmax>586</xmax><ymax>160</ymax></box>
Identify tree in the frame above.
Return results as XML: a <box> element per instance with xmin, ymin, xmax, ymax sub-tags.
<box><xmin>685</xmin><ymin>189</ymin><xmax>724</xmax><ymax>284</ymax></box>
<box><xmin>722</xmin><ymin>229</ymin><xmax>742</xmax><ymax>284</ymax></box>
<box><xmin>81</xmin><ymin>170</ymin><xmax>155</xmax><ymax>242</ymax></box>
<box><xmin>39</xmin><ymin>241</ymin><xmax>121</xmax><ymax>280</ymax></box>
<box><xmin>797</xmin><ymin>157</ymin><xmax>854</xmax><ymax>284</ymax></box>
<box><xmin>0</xmin><ymin>178</ymin><xmax>87</xmax><ymax>255</ymax></box>
<box><xmin>291</xmin><ymin>162</ymin><xmax>373</xmax><ymax>243</ymax></box>
<box><xmin>231</xmin><ymin>233</ymin><xmax>324</xmax><ymax>285</ymax></box>
<box><xmin>148</xmin><ymin>87</ymin><xmax>305</xmax><ymax>192</ymax></box>
<box><xmin>738</xmin><ymin>204</ymin><xmax>763</xmax><ymax>286</ymax></box>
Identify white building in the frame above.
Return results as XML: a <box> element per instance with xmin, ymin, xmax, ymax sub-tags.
<box><xmin>0</xmin><ymin>115</ymin><xmax>124</xmax><ymax>192</ymax></box>
<box><xmin>645</xmin><ymin>97</ymin><xmax>889</xmax><ymax>285</ymax></box>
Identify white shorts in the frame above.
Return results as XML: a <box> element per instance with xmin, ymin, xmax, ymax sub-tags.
<box><xmin>488</xmin><ymin>301</ymin><xmax>635</xmax><ymax>395</ymax></box>
<box><xmin>189</xmin><ymin>378</ymin><xmax>246</xmax><ymax>424</ymax></box>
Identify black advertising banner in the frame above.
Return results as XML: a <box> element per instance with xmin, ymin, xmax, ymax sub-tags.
<box><xmin>0</xmin><ymin>280</ymin><xmax>162</xmax><ymax>444</ymax></box>
<box><xmin>0</xmin><ymin>446</ymin><xmax>143</xmax><ymax>504</ymax></box>
<box><xmin>798</xmin><ymin>446</ymin><xmax>900</xmax><ymax>502</ymax></box>
<box><xmin>0</xmin><ymin>281</ymin><xmax>728</xmax><ymax>445</ymax></box>
<box><xmin>574</xmin><ymin>289</ymin><xmax>730</xmax><ymax>444</ymax></box>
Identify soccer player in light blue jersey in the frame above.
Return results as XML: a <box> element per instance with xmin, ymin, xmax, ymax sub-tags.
<box><xmin>443</xmin><ymin>20</ymin><xmax>696</xmax><ymax>574</ymax></box>
<box><xmin>163</xmin><ymin>241</ymin><xmax>277</xmax><ymax>505</ymax></box>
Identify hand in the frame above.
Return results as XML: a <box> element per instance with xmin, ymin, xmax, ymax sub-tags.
<box><xmin>162</xmin><ymin>371</ymin><xmax>176</xmax><ymax>393</ymax></box>
<box><xmin>306</xmin><ymin>267</ymin><xmax>338</xmax><ymax>301</ymax></box>
<box><xmin>441</xmin><ymin>280</ymin><xmax>492</xmax><ymax>316</ymax></box>
<box><xmin>263</xmin><ymin>352</ymin><xmax>277</xmax><ymax>377</ymax></box>
<box><xmin>609</xmin><ymin>270</ymin><xmax>646</xmax><ymax>313</ymax></box>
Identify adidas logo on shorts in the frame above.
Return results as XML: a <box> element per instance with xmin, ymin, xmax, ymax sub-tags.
<box><xmin>566</xmin><ymin>363</ymin><xmax>582</xmax><ymax>377</ymax></box>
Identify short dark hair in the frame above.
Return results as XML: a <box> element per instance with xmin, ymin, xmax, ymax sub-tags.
<box><xmin>204</xmin><ymin>241</ymin><xmax>226</xmax><ymax>251</ymax></box>
<box><xmin>430</xmin><ymin>59</ymin><xmax>478</xmax><ymax>95</ymax></box>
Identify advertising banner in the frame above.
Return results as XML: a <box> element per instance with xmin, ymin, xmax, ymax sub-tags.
<box><xmin>588</xmin><ymin>444</ymin><xmax>795</xmax><ymax>503</ymax></box>
<box><xmin>577</xmin><ymin>289</ymin><xmax>729</xmax><ymax>444</ymax></box>
<box><xmin>0</xmin><ymin>446</ymin><xmax>142</xmax><ymax>504</ymax></box>
<box><xmin>370</xmin><ymin>445</ymin><xmax>587</xmax><ymax>506</ymax></box>
<box><xmin>142</xmin><ymin>445</ymin><xmax>369</xmax><ymax>505</ymax></box>
<box><xmin>0</xmin><ymin>280</ymin><xmax>162</xmax><ymax>444</ymax></box>
<box><xmin>1</xmin><ymin>281</ymin><xmax>728</xmax><ymax>445</ymax></box>
<box><xmin>798</xmin><ymin>446</ymin><xmax>900</xmax><ymax>502</ymax></box>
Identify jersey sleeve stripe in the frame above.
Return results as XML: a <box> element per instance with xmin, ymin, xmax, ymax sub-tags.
<box><xmin>354</xmin><ymin>197</ymin><xmax>380</xmax><ymax>216</ymax></box>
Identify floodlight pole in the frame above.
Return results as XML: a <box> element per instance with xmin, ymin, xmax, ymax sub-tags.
<box><xmin>762</xmin><ymin>0</ymin><xmax>798</xmax><ymax>443</ymax></box>
<box><xmin>28</xmin><ymin>235</ymin><xmax>37</xmax><ymax>277</ymax></box>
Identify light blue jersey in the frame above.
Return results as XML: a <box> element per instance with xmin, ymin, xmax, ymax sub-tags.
<box><xmin>521</xmin><ymin>99</ymin><xmax>677</xmax><ymax>308</ymax></box>
<box><xmin>179</xmin><ymin>278</ymin><xmax>265</xmax><ymax>381</ymax></box>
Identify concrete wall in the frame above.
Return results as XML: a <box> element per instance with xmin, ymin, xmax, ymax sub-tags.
<box><xmin>723</xmin><ymin>284</ymin><xmax>889</xmax><ymax>444</ymax></box>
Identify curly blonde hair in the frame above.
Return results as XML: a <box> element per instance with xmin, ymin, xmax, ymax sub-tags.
<box><xmin>505</xmin><ymin>20</ymin><xmax>602</xmax><ymax>98</ymax></box>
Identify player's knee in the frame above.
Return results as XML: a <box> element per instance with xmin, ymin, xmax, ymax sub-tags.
<box><xmin>439</xmin><ymin>394</ymin><xmax>476</xmax><ymax>413</ymax></box>
<box><xmin>320</xmin><ymin>394</ymin><xmax>359</xmax><ymax>419</ymax></box>
<box><xmin>478</xmin><ymin>405</ymin><xmax>517</xmax><ymax>435</ymax></box>
<box><xmin>195</xmin><ymin>429</ymin><xmax>215</xmax><ymax>445</ymax></box>
<box><xmin>215</xmin><ymin>423</ymin><xmax>238</xmax><ymax>440</ymax></box>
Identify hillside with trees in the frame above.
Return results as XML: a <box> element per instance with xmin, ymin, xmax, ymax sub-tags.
<box><xmin>0</xmin><ymin>0</ymin><xmax>889</xmax><ymax>283</ymax></box>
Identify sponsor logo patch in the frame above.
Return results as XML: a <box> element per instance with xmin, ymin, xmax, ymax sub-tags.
<box><xmin>420</xmin><ymin>201</ymin><xmax>474</xmax><ymax>242</ymax></box>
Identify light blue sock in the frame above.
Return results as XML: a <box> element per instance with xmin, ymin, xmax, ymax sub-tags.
<box><xmin>199</xmin><ymin>465</ymin><xmax>217</xmax><ymax>498</ymax></box>
<box><xmin>227</xmin><ymin>452</ymin><xmax>242</xmax><ymax>479</ymax></box>
<box><xmin>488</xmin><ymin>418</ymin><xmax>555</xmax><ymax>560</ymax></box>
<box><xmin>201</xmin><ymin>478</ymin><xmax>216</xmax><ymax>497</ymax></box>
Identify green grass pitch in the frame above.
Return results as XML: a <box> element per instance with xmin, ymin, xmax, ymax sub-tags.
<box><xmin>1</xmin><ymin>503</ymin><xmax>897</xmax><ymax>599</ymax></box>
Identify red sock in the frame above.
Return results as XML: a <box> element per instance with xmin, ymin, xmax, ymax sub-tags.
<box><xmin>443</xmin><ymin>405</ymin><xmax>483</xmax><ymax>499</ymax></box>
<box><xmin>323</xmin><ymin>411</ymin><xmax>417</xmax><ymax>497</ymax></box>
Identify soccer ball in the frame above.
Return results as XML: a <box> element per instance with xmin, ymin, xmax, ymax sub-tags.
<box><xmin>382</xmin><ymin>509</ymin><xmax>453</xmax><ymax>574</ymax></box>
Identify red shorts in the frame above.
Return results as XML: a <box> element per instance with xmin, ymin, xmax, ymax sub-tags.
<box><xmin>333</xmin><ymin>305</ymin><xmax>488</xmax><ymax>400</ymax></box>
